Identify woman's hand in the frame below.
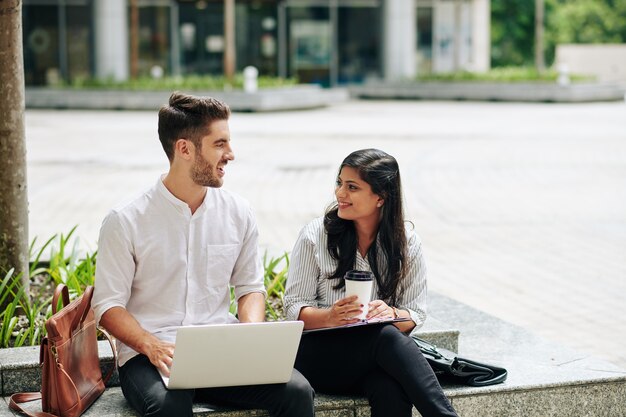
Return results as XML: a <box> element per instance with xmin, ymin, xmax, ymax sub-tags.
<box><xmin>326</xmin><ymin>295</ymin><xmax>362</xmax><ymax>327</ymax></box>
<box><xmin>366</xmin><ymin>299</ymin><xmax>396</xmax><ymax>320</ymax></box>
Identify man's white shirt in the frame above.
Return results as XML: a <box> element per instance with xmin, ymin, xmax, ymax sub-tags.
<box><xmin>92</xmin><ymin>177</ymin><xmax>266</xmax><ymax>366</ymax></box>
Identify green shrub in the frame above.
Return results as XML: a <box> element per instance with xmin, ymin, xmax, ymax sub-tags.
<box><xmin>62</xmin><ymin>74</ymin><xmax>298</xmax><ymax>91</ymax></box>
<box><xmin>1</xmin><ymin>229</ymin><xmax>290</xmax><ymax>348</ymax></box>
<box><xmin>417</xmin><ymin>66</ymin><xmax>593</xmax><ymax>82</ymax></box>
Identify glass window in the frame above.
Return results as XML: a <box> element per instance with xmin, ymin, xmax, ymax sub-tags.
<box><xmin>23</xmin><ymin>2</ymin><xmax>94</xmax><ymax>86</ymax></box>
<box><xmin>133</xmin><ymin>6</ymin><xmax>171</xmax><ymax>76</ymax></box>
<box><xmin>337</xmin><ymin>6</ymin><xmax>381</xmax><ymax>84</ymax></box>
<box><xmin>287</xmin><ymin>6</ymin><xmax>331</xmax><ymax>86</ymax></box>
<box><xmin>235</xmin><ymin>2</ymin><xmax>278</xmax><ymax>76</ymax></box>
<box><xmin>417</xmin><ymin>7</ymin><xmax>434</xmax><ymax>74</ymax></box>
<box><xmin>179</xmin><ymin>2</ymin><xmax>224</xmax><ymax>75</ymax></box>
<box><xmin>23</xmin><ymin>5</ymin><xmax>60</xmax><ymax>85</ymax></box>
<box><xmin>66</xmin><ymin>5</ymin><xmax>93</xmax><ymax>82</ymax></box>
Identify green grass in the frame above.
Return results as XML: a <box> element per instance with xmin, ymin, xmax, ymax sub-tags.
<box><xmin>417</xmin><ymin>66</ymin><xmax>593</xmax><ymax>83</ymax></box>
<box><xmin>2</xmin><ymin>228</ymin><xmax>290</xmax><ymax>348</ymax></box>
<box><xmin>61</xmin><ymin>74</ymin><xmax>298</xmax><ymax>91</ymax></box>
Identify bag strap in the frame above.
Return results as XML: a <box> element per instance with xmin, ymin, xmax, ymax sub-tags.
<box><xmin>455</xmin><ymin>356</ymin><xmax>508</xmax><ymax>386</ymax></box>
<box><xmin>99</xmin><ymin>326</ymin><xmax>117</xmax><ymax>384</ymax></box>
<box><xmin>13</xmin><ymin>364</ymin><xmax>82</xmax><ymax>417</ymax></box>
<box><xmin>70</xmin><ymin>286</ymin><xmax>94</xmax><ymax>333</ymax></box>
<box><xmin>412</xmin><ymin>336</ymin><xmax>454</xmax><ymax>361</ymax></box>
<box><xmin>52</xmin><ymin>284</ymin><xmax>70</xmax><ymax>315</ymax></box>
<box><xmin>9</xmin><ymin>392</ymin><xmax>57</xmax><ymax>417</ymax></box>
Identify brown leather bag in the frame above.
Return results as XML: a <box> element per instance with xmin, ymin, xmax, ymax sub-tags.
<box><xmin>9</xmin><ymin>284</ymin><xmax>116</xmax><ymax>417</ymax></box>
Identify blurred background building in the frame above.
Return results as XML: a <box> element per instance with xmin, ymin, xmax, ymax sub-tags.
<box><xmin>22</xmin><ymin>0</ymin><xmax>490</xmax><ymax>87</ymax></box>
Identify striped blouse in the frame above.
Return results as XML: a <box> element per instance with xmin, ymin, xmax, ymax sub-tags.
<box><xmin>284</xmin><ymin>217</ymin><xmax>428</xmax><ymax>329</ymax></box>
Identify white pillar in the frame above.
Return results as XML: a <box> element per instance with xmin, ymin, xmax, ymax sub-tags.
<box><xmin>453</xmin><ymin>0</ymin><xmax>462</xmax><ymax>71</ymax></box>
<box><xmin>470</xmin><ymin>0</ymin><xmax>490</xmax><ymax>72</ymax></box>
<box><xmin>94</xmin><ymin>0</ymin><xmax>129</xmax><ymax>81</ymax></box>
<box><xmin>433</xmin><ymin>1</ymin><xmax>455</xmax><ymax>73</ymax></box>
<box><xmin>383</xmin><ymin>0</ymin><xmax>416</xmax><ymax>81</ymax></box>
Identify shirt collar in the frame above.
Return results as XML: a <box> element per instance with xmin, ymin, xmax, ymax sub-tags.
<box><xmin>156</xmin><ymin>175</ymin><xmax>210</xmax><ymax>217</ymax></box>
<box><xmin>156</xmin><ymin>175</ymin><xmax>192</xmax><ymax>215</ymax></box>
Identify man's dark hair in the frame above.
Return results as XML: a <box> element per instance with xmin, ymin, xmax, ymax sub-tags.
<box><xmin>158</xmin><ymin>92</ymin><xmax>231</xmax><ymax>161</ymax></box>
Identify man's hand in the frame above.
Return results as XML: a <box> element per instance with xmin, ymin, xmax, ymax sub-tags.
<box><xmin>144</xmin><ymin>338</ymin><xmax>175</xmax><ymax>377</ymax></box>
<box><xmin>100</xmin><ymin>306</ymin><xmax>175</xmax><ymax>375</ymax></box>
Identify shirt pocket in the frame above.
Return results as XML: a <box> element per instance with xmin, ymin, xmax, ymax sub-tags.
<box><xmin>204</xmin><ymin>244</ymin><xmax>240</xmax><ymax>288</ymax></box>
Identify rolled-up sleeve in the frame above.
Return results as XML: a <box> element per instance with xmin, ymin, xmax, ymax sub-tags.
<box><xmin>92</xmin><ymin>211</ymin><xmax>135</xmax><ymax>325</ymax></box>
<box><xmin>398</xmin><ymin>233</ymin><xmax>428</xmax><ymax>329</ymax></box>
<box><xmin>284</xmin><ymin>227</ymin><xmax>320</xmax><ymax>321</ymax></box>
<box><xmin>230</xmin><ymin>206</ymin><xmax>266</xmax><ymax>300</ymax></box>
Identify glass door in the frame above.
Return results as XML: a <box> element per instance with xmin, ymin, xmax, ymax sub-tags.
<box><xmin>284</xmin><ymin>5</ymin><xmax>332</xmax><ymax>86</ymax></box>
<box><xmin>417</xmin><ymin>6</ymin><xmax>434</xmax><ymax>74</ymax></box>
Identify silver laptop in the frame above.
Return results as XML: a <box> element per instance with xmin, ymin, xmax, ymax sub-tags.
<box><xmin>160</xmin><ymin>321</ymin><xmax>304</xmax><ymax>389</ymax></box>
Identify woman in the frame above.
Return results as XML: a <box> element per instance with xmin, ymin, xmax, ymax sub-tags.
<box><xmin>284</xmin><ymin>149</ymin><xmax>458</xmax><ymax>417</ymax></box>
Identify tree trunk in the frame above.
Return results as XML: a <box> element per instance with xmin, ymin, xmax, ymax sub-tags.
<box><xmin>535</xmin><ymin>0</ymin><xmax>545</xmax><ymax>73</ymax></box>
<box><xmin>224</xmin><ymin>0</ymin><xmax>236</xmax><ymax>83</ymax></box>
<box><xmin>129</xmin><ymin>0</ymin><xmax>139</xmax><ymax>79</ymax></box>
<box><xmin>0</xmin><ymin>0</ymin><xmax>30</xmax><ymax>291</ymax></box>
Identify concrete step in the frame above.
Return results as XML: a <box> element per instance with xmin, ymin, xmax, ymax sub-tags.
<box><xmin>2</xmin><ymin>293</ymin><xmax>625</xmax><ymax>416</ymax></box>
<box><xmin>349</xmin><ymin>81</ymin><xmax>626</xmax><ymax>103</ymax></box>
<box><xmin>429</xmin><ymin>292</ymin><xmax>626</xmax><ymax>416</ymax></box>
<box><xmin>25</xmin><ymin>86</ymin><xmax>350</xmax><ymax>112</ymax></box>
<box><xmin>5</xmin><ymin>389</ymin><xmax>363</xmax><ymax>417</ymax></box>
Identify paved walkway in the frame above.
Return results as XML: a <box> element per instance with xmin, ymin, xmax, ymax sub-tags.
<box><xmin>25</xmin><ymin>100</ymin><xmax>626</xmax><ymax>368</ymax></box>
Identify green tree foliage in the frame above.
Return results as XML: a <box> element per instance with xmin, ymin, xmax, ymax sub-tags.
<box><xmin>491</xmin><ymin>0</ymin><xmax>538</xmax><ymax>67</ymax></box>
<box><xmin>547</xmin><ymin>0</ymin><xmax>624</xmax><ymax>44</ymax></box>
<box><xmin>491</xmin><ymin>0</ymin><xmax>626</xmax><ymax>67</ymax></box>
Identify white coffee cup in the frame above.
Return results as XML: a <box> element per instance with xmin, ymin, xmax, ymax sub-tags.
<box><xmin>344</xmin><ymin>270</ymin><xmax>374</xmax><ymax>321</ymax></box>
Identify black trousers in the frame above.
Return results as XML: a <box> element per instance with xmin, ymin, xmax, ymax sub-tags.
<box><xmin>295</xmin><ymin>324</ymin><xmax>458</xmax><ymax>417</ymax></box>
<box><xmin>118</xmin><ymin>354</ymin><xmax>315</xmax><ymax>417</ymax></box>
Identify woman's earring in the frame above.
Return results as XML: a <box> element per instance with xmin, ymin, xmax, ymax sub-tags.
<box><xmin>377</xmin><ymin>202</ymin><xmax>383</xmax><ymax>207</ymax></box>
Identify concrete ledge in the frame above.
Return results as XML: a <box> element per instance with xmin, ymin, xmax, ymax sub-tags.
<box><xmin>432</xmin><ymin>292</ymin><xmax>626</xmax><ymax>417</ymax></box>
<box><xmin>349</xmin><ymin>81</ymin><xmax>626</xmax><ymax>103</ymax></box>
<box><xmin>1</xmin><ymin>389</ymin><xmax>367</xmax><ymax>417</ymax></box>
<box><xmin>3</xmin><ymin>293</ymin><xmax>625</xmax><ymax>416</ymax></box>
<box><xmin>25</xmin><ymin>86</ymin><xmax>349</xmax><ymax>112</ymax></box>
<box><xmin>449</xmin><ymin>381</ymin><xmax>626</xmax><ymax>417</ymax></box>
<box><xmin>0</xmin><ymin>319</ymin><xmax>458</xmax><ymax>396</ymax></box>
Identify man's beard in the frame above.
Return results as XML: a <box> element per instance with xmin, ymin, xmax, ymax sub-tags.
<box><xmin>191</xmin><ymin>152</ymin><xmax>223</xmax><ymax>188</ymax></box>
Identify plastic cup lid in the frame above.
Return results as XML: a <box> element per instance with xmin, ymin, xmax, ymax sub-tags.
<box><xmin>344</xmin><ymin>270</ymin><xmax>373</xmax><ymax>281</ymax></box>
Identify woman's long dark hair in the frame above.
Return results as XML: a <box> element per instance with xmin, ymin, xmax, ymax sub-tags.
<box><xmin>324</xmin><ymin>149</ymin><xmax>409</xmax><ymax>306</ymax></box>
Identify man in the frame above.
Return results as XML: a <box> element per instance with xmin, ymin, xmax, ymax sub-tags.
<box><xmin>92</xmin><ymin>92</ymin><xmax>315</xmax><ymax>417</ymax></box>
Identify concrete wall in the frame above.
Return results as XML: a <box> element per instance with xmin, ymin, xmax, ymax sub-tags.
<box><xmin>432</xmin><ymin>0</ymin><xmax>490</xmax><ymax>73</ymax></box>
<box><xmin>470</xmin><ymin>0</ymin><xmax>490</xmax><ymax>72</ymax></box>
<box><xmin>555</xmin><ymin>44</ymin><xmax>626</xmax><ymax>82</ymax></box>
<box><xmin>383</xmin><ymin>0</ymin><xmax>417</xmax><ymax>80</ymax></box>
<box><xmin>94</xmin><ymin>0</ymin><xmax>129</xmax><ymax>81</ymax></box>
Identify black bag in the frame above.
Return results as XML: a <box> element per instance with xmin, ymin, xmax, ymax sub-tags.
<box><xmin>412</xmin><ymin>336</ymin><xmax>507</xmax><ymax>387</ymax></box>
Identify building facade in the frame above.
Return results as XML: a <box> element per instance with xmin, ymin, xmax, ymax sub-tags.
<box><xmin>23</xmin><ymin>0</ymin><xmax>489</xmax><ymax>87</ymax></box>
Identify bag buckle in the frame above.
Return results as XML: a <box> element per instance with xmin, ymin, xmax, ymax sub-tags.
<box><xmin>50</xmin><ymin>345</ymin><xmax>60</xmax><ymax>364</ymax></box>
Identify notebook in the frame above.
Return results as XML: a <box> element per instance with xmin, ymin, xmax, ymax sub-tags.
<box><xmin>302</xmin><ymin>317</ymin><xmax>410</xmax><ymax>334</ymax></box>
<box><xmin>160</xmin><ymin>321</ymin><xmax>304</xmax><ymax>389</ymax></box>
